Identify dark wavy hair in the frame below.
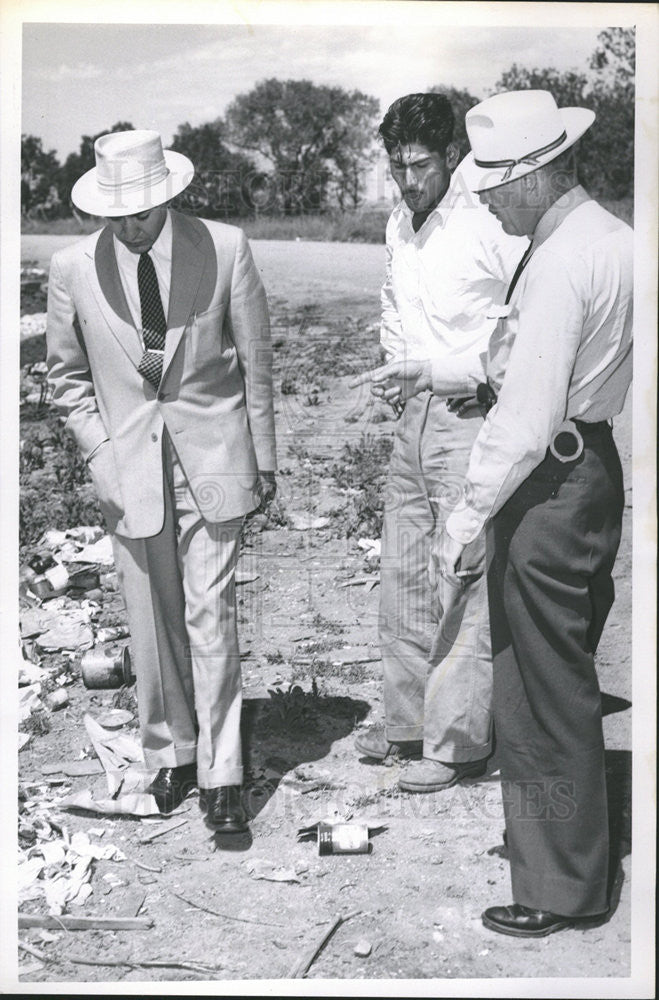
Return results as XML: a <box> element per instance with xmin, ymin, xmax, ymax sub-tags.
<box><xmin>379</xmin><ymin>93</ymin><xmax>455</xmax><ymax>157</ymax></box>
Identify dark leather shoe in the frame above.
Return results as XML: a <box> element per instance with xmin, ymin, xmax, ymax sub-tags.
<box><xmin>482</xmin><ymin>903</ymin><xmax>572</xmax><ymax>937</ymax></box>
<box><xmin>147</xmin><ymin>764</ymin><xmax>197</xmax><ymax>814</ymax></box>
<box><xmin>203</xmin><ymin>785</ymin><xmax>248</xmax><ymax>833</ymax></box>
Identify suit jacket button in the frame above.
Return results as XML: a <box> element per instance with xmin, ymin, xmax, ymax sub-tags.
<box><xmin>151</xmin><ymin>432</ymin><xmax>158</xmax><ymax>442</ymax></box>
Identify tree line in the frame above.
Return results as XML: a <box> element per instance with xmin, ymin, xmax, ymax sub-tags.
<box><xmin>21</xmin><ymin>28</ymin><xmax>634</xmax><ymax>221</ymax></box>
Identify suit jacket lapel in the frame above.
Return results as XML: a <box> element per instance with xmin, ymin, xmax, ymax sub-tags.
<box><xmin>161</xmin><ymin>211</ymin><xmax>207</xmax><ymax>379</ymax></box>
<box><xmin>89</xmin><ymin>227</ymin><xmax>144</xmax><ymax>368</ymax></box>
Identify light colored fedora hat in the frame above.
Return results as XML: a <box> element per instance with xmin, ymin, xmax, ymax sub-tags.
<box><xmin>463</xmin><ymin>90</ymin><xmax>595</xmax><ymax>192</ymax></box>
<box><xmin>71</xmin><ymin>129</ymin><xmax>194</xmax><ymax>217</ymax></box>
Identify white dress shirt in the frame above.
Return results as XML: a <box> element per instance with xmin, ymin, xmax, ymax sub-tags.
<box><xmin>381</xmin><ymin>160</ymin><xmax>527</xmax><ymax>394</ymax></box>
<box><xmin>113</xmin><ymin>210</ymin><xmax>173</xmax><ymax>341</ymax></box>
<box><xmin>446</xmin><ymin>186</ymin><xmax>634</xmax><ymax>545</ymax></box>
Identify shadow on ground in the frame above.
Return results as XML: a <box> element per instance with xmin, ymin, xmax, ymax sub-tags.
<box><xmin>239</xmin><ymin>690</ymin><xmax>371</xmax><ymax>820</ymax></box>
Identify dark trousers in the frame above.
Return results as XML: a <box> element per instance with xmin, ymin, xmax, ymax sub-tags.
<box><xmin>488</xmin><ymin>422</ymin><xmax>624</xmax><ymax>917</ymax></box>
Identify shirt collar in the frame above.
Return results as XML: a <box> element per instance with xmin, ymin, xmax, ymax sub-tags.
<box><xmin>397</xmin><ymin>173</ymin><xmax>458</xmax><ymax>229</ymax></box>
<box><xmin>532</xmin><ymin>185</ymin><xmax>591</xmax><ymax>249</ymax></box>
<box><xmin>113</xmin><ymin>209</ymin><xmax>173</xmax><ymax>266</ymax></box>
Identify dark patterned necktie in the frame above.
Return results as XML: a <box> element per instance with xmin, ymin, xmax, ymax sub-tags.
<box><xmin>137</xmin><ymin>252</ymin><xmax>167</xmax><ymax>388</ymax></box>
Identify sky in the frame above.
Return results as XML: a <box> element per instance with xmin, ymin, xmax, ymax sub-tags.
<box><xmin>22</xmin><ymin>21</ymin><xmax>605</xmax><ymax>162</ymax></box>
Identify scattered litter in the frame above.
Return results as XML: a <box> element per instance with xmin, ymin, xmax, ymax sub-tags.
<box><xmin>94</xmin><ymin>709</ymin><xmax>134</xmax><ymax>730</ymax></box>
<box><xmin>18</xmin><ymin>826</ymin><xmax>126</xmax><ymax>915</ymax></box>
<box><xmin>81</xmin><ymin>645</ymin><xmax>133</xmax><ymax>689</ymax></box>
<box><xmin>65</xmin><ymin>526</ymin><xmax>105</xmax><ymax>545</ymax></box>
<box><xmin>337</xmin><ymin>576</ymin><xmax>379</xmax><ymax>592</ymax></box>
<box><xmin>236</xmin><ymin>571</ymin><xmax>260</xmax><ymax>585</ymax></box>
<box><xmin>288</xmin><ymin>513</ymin><xmax>330</xmax><ymax>531</ymax></box>
<box><xmin>50</xmin><ymin>759</ymin><xmax>104</xmax><ymax>777</ymax></box>
<box><xmin>19</xmin><ymin>686</ymin><xmax>43</xmax><ymax>723</ymax></box>
<box><xmin>243</xmin><ymin>857</ymin><xmax>307</xmax><ymax>884</ymax></box>
<box><xmin>57</xmin><ymin>715</ymin><xmax>160</xmax><ymax>816</ymax></box>
<box><xmin>357</xmin><ymin>537</ymin><xmax>381</xmax><ymax>559</ymax></box>
<box><xmin>45</xmin><ymin>690</ymin><xmax>69</xmax><ymax>711</ymax></box>
<box><xmin>317</xmin><ymin>823</ymin><xmax>371</xmax><ymax>855</ymax></box>
<box><xmin>19</xmin><ymin>733</ymin><xmax>31</xmax><ymax>751</ymax></box>
<box><xmin>354</xmin><ymin>938</ymin><xmax>372</xmax><ymax>957</ymax></box>
<box><xmin>34</xmin><ymin>607</ymin><xmax>94</xmax><ymax>652</ymax></box>
<box><xmin>96</xmin><ymin>625</ymin><xmax>130</xmax><ymax>643</ymax></box>
<box><xmin>75</xmin><ymin>535</ymin><xmax>115</xmax><ymax>565</ymax></box>
<box><xmin>18</xmin><ymin>656</ymin><xmax>47</xmax><ymax>687</ymax></box>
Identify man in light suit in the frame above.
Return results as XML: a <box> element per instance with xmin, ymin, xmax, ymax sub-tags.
<box><xmin>47</xmin><ymin>129</ymin><xmax>276</xmax><ymax>833</ymax></box>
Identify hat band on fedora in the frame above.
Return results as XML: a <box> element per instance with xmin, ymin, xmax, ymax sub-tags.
<box><xmin>96</xmin><ymin>160</ymin><xmax>171</xmax><ymax>194</ymax></box>
<box><xmin>474</xmin><ymin>130</ymin><xmax>567</xmax><ymax>183</ymax></box>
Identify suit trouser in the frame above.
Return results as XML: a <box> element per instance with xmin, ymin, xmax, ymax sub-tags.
<box><xmin>488</xmin><ymin>422</ymin><xmax>624</xmax><ymax>917</ymax></box>
<box><xmin>379</xmin><ymin>392</ymin><xmax>493</xmax><ymax>762</ymax></box>
<box><xmin>111</xmin><ymin>431</ymin><xmax>244</xmax><ymax>789</ymax></box>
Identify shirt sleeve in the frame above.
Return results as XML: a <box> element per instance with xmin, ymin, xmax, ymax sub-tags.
<box><xmin>380</xmin><ymin>224</ymin><xmax>405</xmax><ymax>359</ymax></box>
<box><xmin>429</xmin><ymin>347</ymin><xmax>487</xmax><ymax>396</ymax></box>
<box><xmin>445</xmin><ymin>248</ymin><xmax>585</xmax><ymax>544</ymax></box>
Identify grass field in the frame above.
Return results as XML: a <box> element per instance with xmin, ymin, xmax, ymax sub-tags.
<box><xmin>20</xmin><ymin>196</ymin><xmax>634</xmax><ymax>241</ymax></box>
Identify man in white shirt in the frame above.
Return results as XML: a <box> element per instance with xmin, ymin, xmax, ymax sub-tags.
<box><xmin>362</xmin><ymin>91</ymin><xmax>633</xmax><ymax>937</ymax></box>
<box><xmin>351</xmin><ymin>93</ymin><xmax>526</xmax><ymax>792</ymax></box>
<box><xmin>47</xmin><ymin>130</ymin><xmax>277</xmax><ymax>833</ymax></box>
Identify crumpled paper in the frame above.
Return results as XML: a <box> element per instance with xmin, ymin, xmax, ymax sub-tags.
<box><xmin>18</xmin><ymin>827</ymin><xmax>126</xmax><ymax>914</ymax></box>
<box><xmin>57</xmin><ymin>714</ymin><xmax>162</xmax><ymax>817</ymax></box>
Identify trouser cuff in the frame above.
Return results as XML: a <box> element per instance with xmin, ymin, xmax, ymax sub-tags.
<box><xmin>142</xmin><ymin>743</ymin><xmax>197</xmax><ymax>770</ymax></box>
<box><xmin>387</xmin><ymin>724</ymin><xmax>424</xmax><ymax>742</ymax></box>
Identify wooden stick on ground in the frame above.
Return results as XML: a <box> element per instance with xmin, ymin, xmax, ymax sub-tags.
<box><xmin>139</xmin><ymin>817</ymin><xmax>188</xmax><ymax>843</ymax></box>
<box><xmin>170</xmin><ymin>889</ymin><xmax>284</xmax><ymax>928</ymax></box>
<box><xmin>289</xmin><ymin>909</ymin><xmax>361</xmax><ymax>979</ymax></box>
<box><xmin>65</xmin><ymin>955</ymin><xmax>222</xmax><ymax>974</ymax></box>
<box><xmin>18</xmin><ymin>914</ymin><xmax>153</xmax><ymax>932</ymax></box>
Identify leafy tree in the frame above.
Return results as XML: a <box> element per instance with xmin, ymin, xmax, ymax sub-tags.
<box><xmin>429</xmin><ymin>85</ymin><xmax>481</xmax><ymax>159</ymax></box>
<box><xmin>225</xmin><ymin>79</ymin><xmax>380</xmax><ymax>214</ymax></box>
<box><xmin>169</xmin><ymin>120</ymin><xmax>256</xmax><ymax>218</ymax></box>
<box><xmin>21</xmin><ymin>134</ymin><xmax>62</xmax><ymax>217</ymax></box>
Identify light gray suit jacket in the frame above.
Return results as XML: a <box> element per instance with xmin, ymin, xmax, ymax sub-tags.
<box><xmin>46</xmin><ymin>210</ymin><xmax>276</xmax><ymax>538</ymax></box>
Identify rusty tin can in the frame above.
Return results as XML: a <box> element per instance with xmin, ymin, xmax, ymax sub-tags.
<box><xmin>81</xmin><ymin>645</ymin><xmax>133</xmax><ymax>689</ymax></box>
<box><xmin>317</xmin><ymin>822</ymin><xmax>370</xmax><ymax>855</ymax></box>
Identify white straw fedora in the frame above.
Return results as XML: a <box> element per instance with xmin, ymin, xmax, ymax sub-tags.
<box><xmin>463</xmin><ymin>90</ymin><xmax>595</xmax><ymax>192</ymax></box>
<box><xmin>71</xmin><ymin>129</ymin><xmax>194</xmax><ymax>217</ymax></box>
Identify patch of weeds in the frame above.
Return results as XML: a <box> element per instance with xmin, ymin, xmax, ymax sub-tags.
<box><xmin>262</xmin><ymin>683</ymin><xmax>320</xmax><ymax>735</ymax></box>
<box><xmin>297</xmin><ymin>636</ymin><xmax>345</xmax><ymax>655</ymax></box>
<box><xmin>291</xmin><ymin>659</ymin><xmax>369</xmax><ymax>684</ymax></box>
<box><xmin>265</xmin><ymin>650</ymin><xmax>286</xmax><ymax>665</ymax></box>
<box><xmin>311</xmin><ymin>611</ymin><xmax>345</xmax><ymax>635</ymax></box>
<box><xmin>20</xmin><ymin>410</ymin><xmax>103</xmax><ymax>548</ymax></box>
<box><xmin>112</xmin><ymin>686</ymin><xmax>138</xmax><ymax>715</ymax></box>
<box><xmin>19</xmin><ymin>708</ymin><xmax>52</xmax><ymax>737</ymax></box>
<box><xmin>328</xmin><ymin>432</ymin><xmax>393</xmax><ymax>538</ymax></box>
<box><xmin>352</xmin><ymin>785</ymin><xmax>403</xmax><ymax>809</ymax></box>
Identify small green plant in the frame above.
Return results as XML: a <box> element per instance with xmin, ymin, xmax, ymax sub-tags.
<box><xmin>264</xmin><ymin>683</ymin><xmax>319</xmax><ymax>734</ymax></box>
<box><xmin>19</xmin><ymin>708</ymin><xmax>52</xmax><ymax>737</ymax></box>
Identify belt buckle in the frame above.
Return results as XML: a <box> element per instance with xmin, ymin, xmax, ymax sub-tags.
<box><xmin>549</xmin><ymin>419</ymin><xmax>584</xmax><ymax>463</ymax></box>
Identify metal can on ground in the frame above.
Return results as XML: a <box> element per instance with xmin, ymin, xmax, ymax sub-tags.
<box><xmin>81</xmin><ymin>645</ymin><xmax>133</xmax><ymax>689</ymax></box>
<box><xmin>317</xmin><ymin>823</ymin><xmax>370</xmax><ymax>855</ymax></box>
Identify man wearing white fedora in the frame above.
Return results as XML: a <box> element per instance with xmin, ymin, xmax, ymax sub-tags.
<box><xmin>360</xmin><ymin>90</ymin><xmax>633</xmax><ymax>936</ymax></box>
<box><xmin>47</xmin><ymin>130</ymin><xmax>277</xmax><ymax>833</ymax></box>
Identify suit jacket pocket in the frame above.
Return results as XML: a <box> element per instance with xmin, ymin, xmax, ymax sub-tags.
<box><xmin>189</xmin><ymin>301</ymin><xmax>231</xmax><ymax>365</ymax></box>
<box><xmin>88</xmin><ymin>441</ymin><xmax>124</xmax><ymax>522</ymax></box>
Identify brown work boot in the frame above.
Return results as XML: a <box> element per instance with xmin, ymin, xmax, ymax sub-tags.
<box><xmin>355</xmin><ymin>724</ymin><xmax>423</xmax><ymax>762</ymax></box>
<box><xmin>398</xmin><ymin>757</ymin><xmax>487</xmax><ymax>792</ymax></box>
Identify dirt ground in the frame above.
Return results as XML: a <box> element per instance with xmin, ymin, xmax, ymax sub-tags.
<box><xmin>15</xmin><ymin>235</ymin><xmax>634</xmax><ymax>990</ymax></box>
